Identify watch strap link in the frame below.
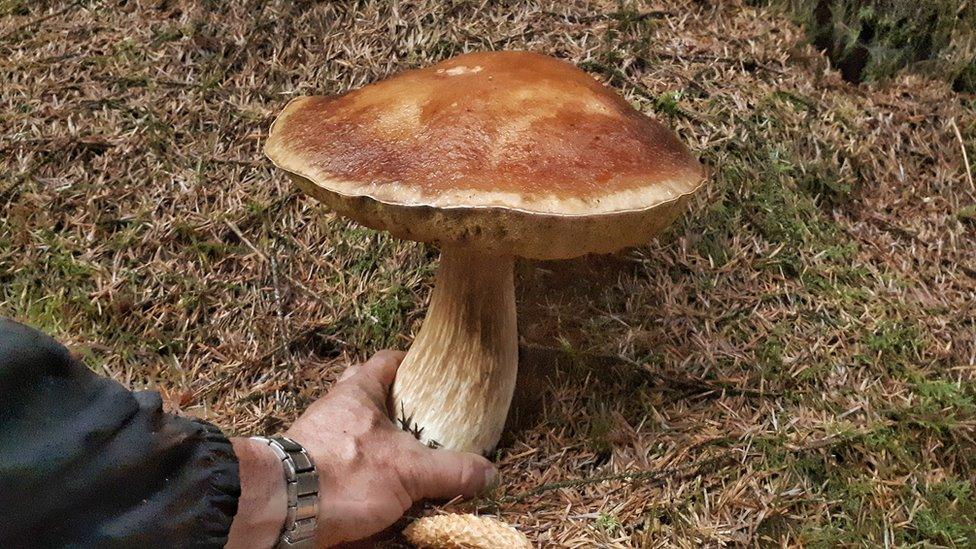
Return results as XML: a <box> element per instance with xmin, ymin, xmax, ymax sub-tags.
<box><xmin>252</xmin><ymin>436</ymin><xmax>319</xmax><ymax>548</ymax></box>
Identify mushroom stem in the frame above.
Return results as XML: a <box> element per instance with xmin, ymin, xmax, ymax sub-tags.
<box><xmin>391</xmin><ymin>246</ymin><xmax>517</xmax><ymax>455</ymax></box>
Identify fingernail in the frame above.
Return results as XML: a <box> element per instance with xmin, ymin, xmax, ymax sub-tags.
<box><xmin>484</xmin><ymin>468</ymin><xmax>499</xmax><ymax>490</ymax></box>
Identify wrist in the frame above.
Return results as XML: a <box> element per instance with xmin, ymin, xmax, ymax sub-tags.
<box><xmin>226</xmin><ymin>437</ymin><xmax>288</xmax><ymax>549</ymax></box>
<box><xmin>286</xmin><ymin>429</ymin><xmax>336</xmax><ymax>546</ymax></box>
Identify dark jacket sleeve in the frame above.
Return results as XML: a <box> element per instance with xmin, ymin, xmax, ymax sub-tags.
<box><xmin>0</xmin><ymin>318</ymin><xmax>240</xmax><ymax>549</ymax></box>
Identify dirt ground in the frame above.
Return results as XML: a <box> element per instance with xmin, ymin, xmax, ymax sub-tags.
<box><xmin>2</xmin><ymin>0</ymin><xmax>975</xmax><ymax>546</ymax></box>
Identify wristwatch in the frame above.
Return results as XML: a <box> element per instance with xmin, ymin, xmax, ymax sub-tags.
<box><xmin>251</xmin><ymin>436</ymin><xmax>319</xmax><ymax>548</ymax></box>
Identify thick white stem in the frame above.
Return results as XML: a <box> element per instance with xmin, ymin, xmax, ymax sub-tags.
<box><xmin>391</xmin><ymin>247</ymin><xmax>517</xmax><ymax>455</ymax></box>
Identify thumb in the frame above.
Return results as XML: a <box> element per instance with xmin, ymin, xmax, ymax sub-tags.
<box><xmin>401</xmin><ymin>447</ymin><xmax>498</xmax><ymax>501</ymax></box>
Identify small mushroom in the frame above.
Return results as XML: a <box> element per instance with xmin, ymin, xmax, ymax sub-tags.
<box><xmin>265</xmin><ymin>51</ymin><xmax>704</xmax><ymax>454</ymax></box>
<box><xmin>403</xmin><ymin>513</ymin><xmax>531</xmax><ymax>549</ymax></box>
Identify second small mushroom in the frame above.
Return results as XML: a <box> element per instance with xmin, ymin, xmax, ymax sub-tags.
<box><xmin>265</xmin><ymin>51</ymin><xmax>704</xmax><ymax>455</ymax></box>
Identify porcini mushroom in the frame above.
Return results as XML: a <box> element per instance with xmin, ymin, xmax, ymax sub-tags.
<box><xmin>265</xmin><ymin>51</ymin><xmax>704</xmax><ymax>454</ymax></box>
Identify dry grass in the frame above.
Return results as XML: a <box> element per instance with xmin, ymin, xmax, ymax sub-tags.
<box><xmin>2</xmin><ymin>0</ymin><xmax>975</xmax><ymax>546</ymax></box>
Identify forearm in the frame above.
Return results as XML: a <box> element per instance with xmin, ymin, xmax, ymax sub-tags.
<box><xmin>1</xmin><ymin>319</ymin><xmax>241</xmax><ymax>548</ymax></box>
<box><xmin>1</xmin><ymin>319</ymin><xmax>490</xmax><ymax>548</ymax></box>
<box><xmin>226</xmin><ymin>438</ymin><xmax>288</xmax><ymax>549</ymax></box>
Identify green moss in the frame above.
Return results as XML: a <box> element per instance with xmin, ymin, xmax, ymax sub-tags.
<box><xmin>244</xmin><ymin>199</ymin><xmax>269</xmax><ymax>217</ymax></box>
<box><xmin>652</xmin><ymin>90</ymin><xmax>686</xmax><ymax>119</ymax></box>
<box><xmin>151</xmin><ymin>25</ymin><xmax>186</xmax><ymax>46</ymax></box>
<box><xmin>594</xmin><ymin>511</ymin><xmax>622</xmax><ymax>535</ymax></box>
<box><xmin>0</xmin><ymin>0</ymin><xmax>29</xmax><ymax>16</ymax></box>
<box><xmin>958</xmin><ymin>204</ymin><xmax>976</xmax><ymax>223</ymax></box>
<box><xmin>332</xmin><ymin>225</ymin><xmax>395</xmax><ymax>277</ymax></box>
<box><xmin>747</xmin><ymin>152</ymin><xmax>830</xmax><ymax>246</ymax></box>
<box><xmin>769</xmin><ymin>90</ymin><xmax>817</xmax><ymax>111</ymax></box>
<box><xmin>758</xmin><ymin>330</ymin><xmax>787</xmax><ymax>374</ymax></box>
<box><xmin>694</xmin><ymin>203</ymin><xmax>734</xmax><ymax>267</ymax></box>
<box><xmin>585</xmin><ymin>405</ymin><xmax>615</xmax><ymax>455</ymax></box>
<box><xmin>756</xmin><ymin>405</ymin><xmax>975</xmax><ymax>545</ymax></box>
<box><xmin>863</xmin><ymin>319</ymin><xmax>922</xmax><ymax>372</ymax></box>
<box><xmin>108</xmin><ymin>223</ymin><xmax>147</xmax><ymax>251</ymax></box>
<box><xmin>756</xmin><ymin>0</ymin><xmax>976</xmax><ymax>92</ymax></box>
<box><xmin>712</xmin><ymin>140</ymin><xmax>846</xmax><ymax>282</ymax></box>
<box><xmin>4</xmin><ymin>288</ymin><xmax>69</xmax><ymax>335</ymax></box>
<box><xmin>362</xmin><ymin>284</ymin><xmax>414</xmax><ymax>348</ymax></box>
<box><xmin>913</xmin><ymin>379</ymin><xmax>976</xmax><ymax>414</ymax></box>
<box><xmin>801</xmin><ymin>249</ymin><xmax>873</xmax><ymax>304</ymax></box>
<box><xmin>609</xmin><ymin>1</ymin><xmax>658</xmax><ymax>33</ymax></box>
<box><xmin>907</xmin><ymin>480</ymin><xmax>976</xmax><ymax>546</ymax></box>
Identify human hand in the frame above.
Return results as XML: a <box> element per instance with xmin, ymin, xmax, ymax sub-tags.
<box><xmin>287</xmin><ymin>351</ymin><xmax>497</xmax><ymax>547</ymax></box>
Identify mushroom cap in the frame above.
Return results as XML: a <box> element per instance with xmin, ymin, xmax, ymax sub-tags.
<box><xmin>265</xmin><ymin>51</ymin><xmax>704</xmax><ymax>260</ymax></box>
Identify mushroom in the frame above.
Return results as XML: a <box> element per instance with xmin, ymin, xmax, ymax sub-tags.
<box><xmin>403</xmin><ymin>513</ymin><xmax>531</xmax><ymax>549</ymax></box>
<box><xmin>265</xmin><ymin>51</ymin><xmax>704</xmax><ymax>455</ymax></box>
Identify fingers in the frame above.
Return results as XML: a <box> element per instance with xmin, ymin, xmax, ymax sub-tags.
<box><xmin>338</xmin><ymin>350</ymin><xmax>405</xmax><ymax>383</ymax></box>
<box><xmin>337</xmin><ymin>350</ymin><xmax>405</xmax><ymax>401</ymax></box>
<box><xmin>400</xmin><ymin>446</ymin><xmax>497</xmax><ymax>501</ymax></box>
<box><xmin>338</xmin><ymin>365</ymin><xmax>357</xmax><ymax>382</ymax></box>
<box><xmin>359</xmin><ymin>349</ymin><xmax>405</xmax><ymax>385</ymax></box>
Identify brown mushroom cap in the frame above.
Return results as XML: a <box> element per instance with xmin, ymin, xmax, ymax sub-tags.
<box><xmin>265</xmin><ymin>51</ymin><xmax>703</xmax><ymax>260</ymax></box>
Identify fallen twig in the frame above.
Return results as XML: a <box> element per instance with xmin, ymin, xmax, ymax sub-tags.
<box><xmin>520</xmin><ymin>343</ymin><xmax>782</xmax><ymax>399</ymax></box>
<box><xmin>950</xmin><ymin>118</ymin><xmax>975</xmax><ymax>192</ymax></box>
<box><xmin>495</xmin><ymin>453</ymin><xmax>737</xmax><ymax>504</ymax></box>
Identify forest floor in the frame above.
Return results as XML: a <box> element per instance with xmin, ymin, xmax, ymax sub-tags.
<box><xmin>2</xmin><ymin>0</ymin><xmax>975</xmax><ymax>546</ymax></box>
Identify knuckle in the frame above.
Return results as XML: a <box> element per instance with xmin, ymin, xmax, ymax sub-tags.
<box><xmin>363</xmin><ymin>406</ymin><xmax>387</xmax><ymax>428</ymax></box>
<box><xmin>392</xmin><ymin>484</ymin><xmax>414</xmax><ymax>511</ymax></box>
<box><xmin>366</xmin><ymin>500</ymin><xmax>402</xmax><ymax>525</ymax></box>
<box><xmin>348</xmin><ymin>409</ymin><xmax>381</xmax><ymax>435</ymax></box>
<box><xmin>457</xmin><ymin>459</ymin><xmax>478</xmax><ymax>488</ymax></box>
<box><xmin>373</xmin><ymin>349</ymin><xmax>405</xmax><ymax>363</ymax></box>
<box><xmin>330</xmin><ymin>431</ymin><xmax>364</xmax><ymax>464</ymax></box>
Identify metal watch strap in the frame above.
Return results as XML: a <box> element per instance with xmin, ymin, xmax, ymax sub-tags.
<box><xmin>251</xmin><ymin>436</ymin><xmax>319</xmax><ymax>548</ymax></box>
